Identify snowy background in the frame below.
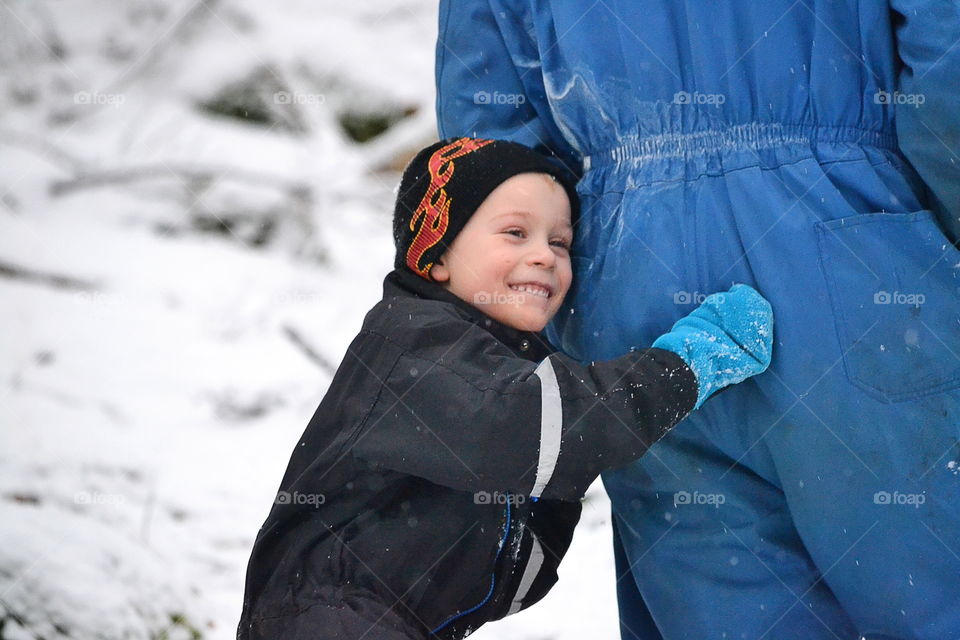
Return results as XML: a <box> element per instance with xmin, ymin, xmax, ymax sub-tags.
<box><xmin>0</xmin><ymin>1</ymin><xmax>620</xmax><ymax>638</ymax></box>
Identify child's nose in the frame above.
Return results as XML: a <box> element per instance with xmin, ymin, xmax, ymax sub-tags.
<box><xmin>527</xmin><ymin>240</ymin><xmax>556</xmax><ymax>267</ymax></box>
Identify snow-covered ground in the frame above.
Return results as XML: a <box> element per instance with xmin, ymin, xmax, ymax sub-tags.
<box><xmin>0</xmin><ymin>2</ymin><xmax>620</xmax><ymax>638</ymax></box>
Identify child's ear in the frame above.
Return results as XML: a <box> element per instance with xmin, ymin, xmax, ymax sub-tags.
<box><xmin>430</xmin><ymin>257</ymin><xmax>450</xmax><ymax>283</ymax></box>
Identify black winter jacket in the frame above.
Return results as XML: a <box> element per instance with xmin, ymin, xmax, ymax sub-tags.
<box><xmin>237</xmin><ymin>268</ymin><xmax>698</xmax><ymax>640</ymax></box>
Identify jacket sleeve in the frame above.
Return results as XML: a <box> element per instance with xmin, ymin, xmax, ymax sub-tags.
<box><xmin>350</xmin><ymin>317</ymin><xmax>697</xmax><ymax>502</ymax></box>
<box><xmin>890</xmin><ymin>0</ymin><xmax>960</xmax><ymax>244</ymax></box>
<box><xmin>435</xmin><ymin>0</ymin><xmax>581</xmax><ymax>173</ymax></box>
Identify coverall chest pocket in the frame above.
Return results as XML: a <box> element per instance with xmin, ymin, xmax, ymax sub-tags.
<box><xmin>816</xmin><ymin>211</ymin><xmax>960</xmax><ymax>403</ymax></box>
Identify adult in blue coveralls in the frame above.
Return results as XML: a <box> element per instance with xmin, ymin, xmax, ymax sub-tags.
<box><xmin>436</xmin><ymin>2</ymin><xmax>960</xmax><ymax>638</ymax></box>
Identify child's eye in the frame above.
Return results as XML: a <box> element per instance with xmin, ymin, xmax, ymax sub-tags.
<box><xmin>551</xmin><ymin>239</ymin><xmax>572</xmax><ymax>250</ymax></box>
<box><xmin>504</xmin><ymin>228</ymin><xmax>525</xmax><ymax>238</ymax></box>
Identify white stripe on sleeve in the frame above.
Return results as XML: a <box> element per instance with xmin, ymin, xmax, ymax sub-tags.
<box><xmin>507</xmin><ymin>532</ymin><xmax>545</xmax><ymax>616</ymax></box>
<box><xmin>530</xmin><ymin>356</ymin><xmax>562</xmax><ymax>499</ymax></box>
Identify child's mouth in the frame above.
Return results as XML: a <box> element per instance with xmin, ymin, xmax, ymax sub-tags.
<box><xmin>508</xmin><ymin>283</ymin><xmax>552</xmax><ymax>299</ymax></box>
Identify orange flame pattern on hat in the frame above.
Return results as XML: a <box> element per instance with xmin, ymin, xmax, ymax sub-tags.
<box><xmin>405</xmin><ymin>137</ymin><xmax>495</xmax><ymax>277</ymax></box>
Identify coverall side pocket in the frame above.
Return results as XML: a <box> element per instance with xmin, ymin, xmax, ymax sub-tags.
<box><xmin>816</xmin><ymin>211</ymin><xmax>960</xmax><ymax>403</ymax></box>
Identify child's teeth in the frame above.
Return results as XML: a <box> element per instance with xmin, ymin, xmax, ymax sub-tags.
<box><xmin>510</xmin><ymin>284</ymin><xmax>548</xmax><ymax>298</ymax></box>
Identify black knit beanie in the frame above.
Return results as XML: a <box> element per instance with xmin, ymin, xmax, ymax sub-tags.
<box><xmin>393</xmin><ymin>137</ymin><xmax>579</xmax><ymax>280</ymax></box>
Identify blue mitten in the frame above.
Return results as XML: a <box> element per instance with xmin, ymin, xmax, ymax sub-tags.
<box><xmin>652</xmin><ymin>284</ymin><xmax>773</xmax><ymax>410</ymax></box>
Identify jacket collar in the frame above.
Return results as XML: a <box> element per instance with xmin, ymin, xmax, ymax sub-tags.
<box><xmin>382</xmin><ymin>268</ymin><xmax>557</xmax><ymax>362</ymax></box>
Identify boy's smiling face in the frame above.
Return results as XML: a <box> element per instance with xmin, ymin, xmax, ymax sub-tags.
<box><xmin>430</xmin><ymin>172</ymin><xmax>573</xmax><ymax>332</ymax></box>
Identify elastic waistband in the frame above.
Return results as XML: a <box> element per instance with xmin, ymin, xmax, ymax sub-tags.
<box><xmin>582</xmin><ymin>122</ymin><xmax>898</xmax><ymax>170</ymax></box>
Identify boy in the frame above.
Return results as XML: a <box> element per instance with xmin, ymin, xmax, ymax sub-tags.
<box><xmin>237</xmin><ymin>138</ymin><xmax>773</xmax><ymax>640</ymax></box>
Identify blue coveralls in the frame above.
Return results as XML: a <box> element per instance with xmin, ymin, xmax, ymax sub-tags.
<box><xmin>436</xmin><ymin>2</ymin><xmax>960</xmax><ymax>638</ymax></box>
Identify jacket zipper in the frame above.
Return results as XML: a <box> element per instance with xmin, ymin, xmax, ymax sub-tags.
<box><xmin>430</xmin><ymin>498</ymin><xmax>512</xmax><ymax>635</ymax></box>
